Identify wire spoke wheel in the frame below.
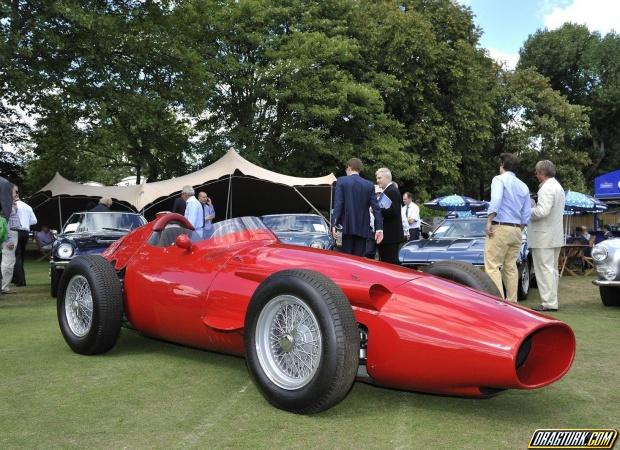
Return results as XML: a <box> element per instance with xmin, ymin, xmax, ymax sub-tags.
<box><xmin>64</xmin><ymin>275</ymin><xmax>93</xmax><ymax>337</ymax></box>
<box><xmin>521</xmin><ymin>263</ymin><xmax>530</xmax><ymax>293</ymax></box>
<box><xmin>256</xmin><ymin>295</ymin><xmax>322</xmax><ymax>390</ymax></box>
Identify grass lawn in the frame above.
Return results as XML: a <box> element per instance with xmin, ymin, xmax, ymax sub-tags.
<box><xmin>1</xmin><ymin>260</ymin><xmax>619</xmax><ymax>449</ymax></box>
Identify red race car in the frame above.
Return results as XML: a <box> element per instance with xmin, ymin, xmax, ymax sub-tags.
<box><xmin>56</xmin><ymin>213</ymin><xmax>575</xmax><ymax>414</ymax></box>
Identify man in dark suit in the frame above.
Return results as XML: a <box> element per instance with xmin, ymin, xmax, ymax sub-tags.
<box><xmin>332</xmin><ymin>158</ymin><xmax>383</xmax><ymax>256</ymax></box>
<box><xmin>375</xmin><ymin>168</ymin><xmax>404</xmax><ymax>264</ymax></box>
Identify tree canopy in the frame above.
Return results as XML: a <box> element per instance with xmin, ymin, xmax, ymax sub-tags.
<box><xmin>519</xmin><ymin>23</ymin><xmax>620</xmax><ymax>184</ymax></box>
<box><xmin>0</xmin><ymin>1</ymin><xmax>608</xmax><ymax>200</ymax></box>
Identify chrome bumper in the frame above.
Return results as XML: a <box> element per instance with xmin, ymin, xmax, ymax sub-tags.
<box><xmin>50</xmin><ymin>260</ymin><xmax>70</xmax><ymax>270</ymax></box>
<box><xmin>592</xmin><ymin>279</ymin><xmax>620</xmax><ymax>287</ymax></box>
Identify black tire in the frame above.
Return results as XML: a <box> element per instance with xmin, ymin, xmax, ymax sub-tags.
<box><xmin>57</xmin><ymin>255</ymin><xmax>123</xmax><ymax>355</ymax></box>
<box><xmin>50</xmin><ymin>268</ymin><xmax>60</xmax><ymax>298</ymax></box>
<box><xmin>244</xmin><ymin>269</ymin><xmax>359</xmax><ymax>414</ymax></box>
<box><xmin>600</xmin><ymin>286</ymin><xmax>620</xmax><ymax>307</ymax></box>
<box><xmin>423</xmin><ymin>260</ymin><xmax>502</xmax><ymax>298</ymax></box>
<box><xmin>517</xmin><ymin>261</ymin><xmax>531</xmax><ymax>301</ymax></box>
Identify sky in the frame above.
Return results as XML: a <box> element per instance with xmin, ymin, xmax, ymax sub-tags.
<box><xmin>458</xmin><ymin>0</ymin><xmax>620</xmax><ymax>69</ymax></box>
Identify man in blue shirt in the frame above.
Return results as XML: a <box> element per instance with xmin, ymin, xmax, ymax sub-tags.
<box><xmin>484</xmin><ymin>153</ymin><xmax>532</xmax><ymax>302</ymax></box>
<box><xmin>198</xmin><ymin>191</ymin><xmax>215</xmax><ymax>238</ymax></box>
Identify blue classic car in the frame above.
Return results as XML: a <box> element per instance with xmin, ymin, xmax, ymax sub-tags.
<box><xmin>50</xmin><ymin>211</ymin><xmax>146</xmax><ymax>297</ymax></box>
<box><xmin>399</xmin><ymin>216</ymin><xmax>535</xmax><ymax>300</ymax></box>
<box><xmin>260</xmin><ymin>213</ymin><xmax>334</xmax><ymax>250</ymax></box>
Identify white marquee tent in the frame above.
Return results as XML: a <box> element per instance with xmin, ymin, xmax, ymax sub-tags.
<box><xmin>31</xmin><ymin>149</ymin><xmax>337</xmax><ymax>229</ymax></box>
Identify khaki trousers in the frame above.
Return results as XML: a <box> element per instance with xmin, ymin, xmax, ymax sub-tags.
<box><xmin>484</xmin><ymin>225</ymin><xmax>522</xmax><ymax>302</ymax></box>
<box><xmin>1</xmin><ymin>230</ymin><xmax>18</xmax><ymax>292</ymax></box>
<box><xmin>531</xmin><ymin>247</ymin><xmax>561</xmax><ymax>310</ymax></box>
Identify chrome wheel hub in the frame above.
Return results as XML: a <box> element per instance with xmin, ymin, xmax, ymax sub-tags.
<box><xmin>255</xmin><ymin>295</ymin><xmax>322</xmax><ymax>390</ymax></box>
<box><xmin>64</xmin><ymin>275</ymin><xmax>93</xmax><ymax>337</ymax></box>
<box><xmin>522</xmin><ymin>263</ymin><xmax>530</xmax><ymax>293</ymax></box>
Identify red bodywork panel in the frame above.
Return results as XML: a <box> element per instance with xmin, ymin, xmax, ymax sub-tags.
<box><xmin>103</xmin><ymin>215</ymin><xmax>575</xmax><ymax>397</ymax></box>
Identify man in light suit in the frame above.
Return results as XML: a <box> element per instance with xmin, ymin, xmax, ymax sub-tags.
<box><xmin>332</xmin><ymin>158</ymin><xmax>383</xmax><ymax>256</ymax></box>
<box><xmin>529</xmin><ymin>160</ymin><xmax>565</xmax><ymax>312</ymax></box>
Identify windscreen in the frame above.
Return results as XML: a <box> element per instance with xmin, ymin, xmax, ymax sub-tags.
<box><xmin>63</xmin><ymin>212</ymin><xmax>146</xmax><ymax>233</ymax></box>
<box><xmin>432</xmin><ymin>219</ymin><xmax>486</xmax><ymax>239</ymax></box>
<box><xmin>261</xmin><ymin>215</ymin><xmax>328</xmax><ymax>233</ymax></box>
<box><xmin>191</xmin><ymin>216</ymin><xmax>271</xmax><ymax>242</ymax></box>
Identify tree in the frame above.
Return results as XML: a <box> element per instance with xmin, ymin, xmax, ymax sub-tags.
<box><xmin>348</xmin><ymin>0</ymin><xmax>500</xmax><ymax>199</ymax></box>
<box><xmin>492</xmin><ymin>68</ymin><xmax>590</xmax><ymax>191</ymax></box>
<box><xmin>1</xmin><ymin>0</ymin><xmax>212</xmax><ymax>191</ymax></box>
<box><xmin>518</xmin><ymin>24</ymin><xmax>620</xmax><ymax>184</ymax></box>
<box><xmin>197</xmin><ymin>0</ymin><xmax>410</xmax><ymax>178</ymax></box>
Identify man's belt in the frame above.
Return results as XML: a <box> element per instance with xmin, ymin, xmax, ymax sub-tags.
<box><xmin>492</xmin><ymin>221</ymin><xmax>521</xmax><ymax>228</ymax></box>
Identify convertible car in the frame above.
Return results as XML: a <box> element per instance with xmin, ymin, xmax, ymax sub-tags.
<box><xmin>56</xmin><ymin>213</ymin><xmax>575</xmax><ymax>414</ymax></box>
<box><xmin>399</xmin><ymin>216</ymin><xmax>535</xmax><ymax>300</ymax></box>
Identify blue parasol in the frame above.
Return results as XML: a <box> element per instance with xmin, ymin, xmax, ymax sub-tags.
<box><xmin>425</xmin><ymin>194</ymin><xmax>489</xmax><ymax>212</ymax></box>
<box><xmin>562</xmin><ymin>191</ymin><xmax>607</xmax><ymax>243</ymax></box>
<box><xmin>564</xmin><ymin>191</ymin><xmax>608</xmax><ymax>213</ymax></box>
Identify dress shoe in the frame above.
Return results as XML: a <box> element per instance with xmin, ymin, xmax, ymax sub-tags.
<box><xmin>532</xmin><ymin>305</ymin><xmax>558</xmax><ymax>312</ymax></box>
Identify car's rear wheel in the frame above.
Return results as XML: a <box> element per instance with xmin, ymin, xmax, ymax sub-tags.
<box><xmin>245</xmin><ymin>269</ymin><xmax>359</xmax><ymax>414</ymax></box>
<box><xmin>600</xmin><ymin>286</ymin><xmax>620</xmax><ymax>307</ymax></box>
<box><xmin>57</xmin><ymin>255</ymin><xmax>123</xmax><ymax>355</ymax></box>
<box><xmin>423</xmin><ymin>260</ymin><xmax>502</xmax><ymax>297</ymax></box>
<box><xmin>517</xmin><ymin>261</ymin><xmax>531</xmax><ymax>300</ymax></box>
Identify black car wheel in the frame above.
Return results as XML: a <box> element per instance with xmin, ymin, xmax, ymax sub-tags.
<box><xmin>57</xmin><ymin>255</ymin><xmax>123</xmax><ymax>355</ymax></box>
<box><xmin>600</xmin><ymin>286</ymin><xmax>620</xmax><ymax>307</ymax></box>
<box><xmin>245</xmin><ymin>269</ymin><xmax>359</xmax><ymax>414</ymax></box>
<box><xmin>517</xmin><ymin>260</ymin><xmax>531</xmax><ymax>300</ymax></box>
<box><xmin>423</xmin><ymin>260</ymin><xmax>502</xmax><ymax>298</ymax></box>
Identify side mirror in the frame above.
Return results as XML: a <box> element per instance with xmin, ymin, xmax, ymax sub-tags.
<box><xmin>175</xmin><ymin>234</ymin><xmax>193</xmax><ymax>251</ymax></box>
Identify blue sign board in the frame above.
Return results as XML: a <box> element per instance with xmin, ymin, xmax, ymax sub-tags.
<box><xmin>595</xmin><ymin>169</ymin><xmax>620</xmax><ymax>199</ymax></box>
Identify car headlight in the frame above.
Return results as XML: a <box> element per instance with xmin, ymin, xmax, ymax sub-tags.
<box><xmin>310</xmin><ymin>240</ymin><xmax>324</xmax><ymax>249</ymax></box>
<box><xmin>56</xmin><ymin>243</ymin><xmax>75</xmax><ymax>259</ymax></box>
<box><xmin>592</xmin><ymin>245</ymin><xmax>608</xmax><ymax>262</ymax></box>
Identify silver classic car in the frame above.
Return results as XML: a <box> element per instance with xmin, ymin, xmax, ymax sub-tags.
<box><xmin>592</xmin><ymin>238</ymin><xmax>620</xmax><ymax>306</ymax></box>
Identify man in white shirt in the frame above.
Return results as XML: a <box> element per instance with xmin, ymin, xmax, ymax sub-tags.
<box><xmin>401</xmin><ymin>192</ymin><xmax>420</xmax><ymax>241</ymax></box>
<box><xmin>13</xmin><ymin>195</ymin><xmax>37</xmax><ymax>286</ymax></box>
<box><xmin>183</xmin><ymin>187</ymin><xmax>205</xmax><ymax>239</ymax></box>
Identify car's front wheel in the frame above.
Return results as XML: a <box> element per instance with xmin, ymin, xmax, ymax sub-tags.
<box><xmin>57</xmin><ymin>255</ymin><xmax>123</xmax><ymax>355</ymax></box>
<box><xmin>600</xmin><ymin>286</ymin><xmax>620</xmax><ymax>307</ymax></box>
<box><xmin>517</xmin><ymin>260</ymin><xmax>531</xmax><ymax>300</ymax></box>
<box><xmin>245</xmin><ymin>269</ymin><xmax>359</xmax><ymax>414</ymax></box>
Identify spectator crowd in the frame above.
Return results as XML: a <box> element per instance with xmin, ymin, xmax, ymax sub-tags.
<box><xmin>1</xmin><ymin>153</ymin><xmax>617</xmax><ymax>311</ymax></box>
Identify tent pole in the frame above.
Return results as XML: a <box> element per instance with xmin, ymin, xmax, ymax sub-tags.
<box><xmin>226</xmin><ymin>174</ymin><xmax>232</xmax><ymax>219</ymax></box>
<box><xmin>293</xmin><ymin>187</ymin><xmax>328</xmax><ymax>222</ymax></box>
<box><xmin>329</xmin><ymin>183</ymin><xmax>334</xmax><ymax>226</ymax></box>
<box><xmin>58</xmin><ymin>197</ymin><xmax>63</xmax><ymax>231</ymax></box>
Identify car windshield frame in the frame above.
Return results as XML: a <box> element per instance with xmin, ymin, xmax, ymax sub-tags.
<box><xmin>261</xmin><ymin>215</ymin><xmax>328</xmax><ymax>233</ymax></box>
<box><xmin>431</xmin><ymin>218</ymin><xmax>486</xmax><ymax>239</ymax></box>
<box><xmin>62</xmin><ymin>212</ymin><xmax>147</xmax><ymax>234</ymax></box>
